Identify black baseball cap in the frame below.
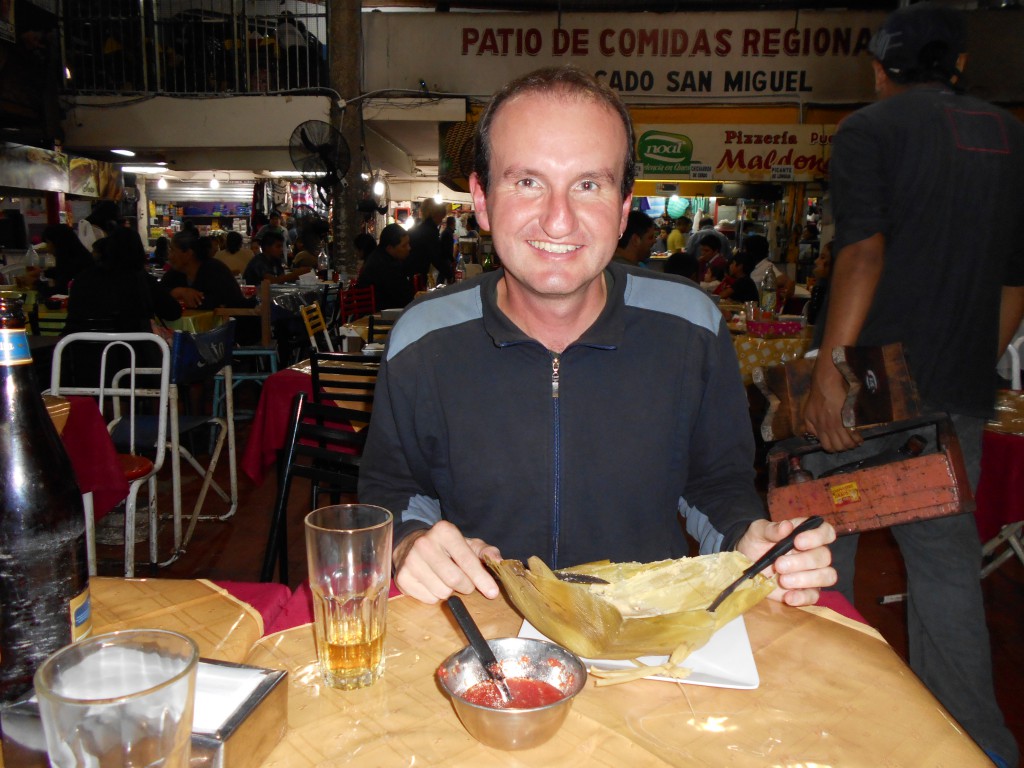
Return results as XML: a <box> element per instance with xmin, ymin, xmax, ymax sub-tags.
<box><xmin>868</xmin><ymin>3</ymin><xmax>966</xmax><ymax>85</ymax></box>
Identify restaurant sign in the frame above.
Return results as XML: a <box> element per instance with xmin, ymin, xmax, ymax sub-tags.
<box><xmin>0</xmin><ymin>144</ymin><xmax>122</xmax><ymax>198</ymax></box>
<box><xmin>364</xmin><ymin>11</ymin><xmax>1024</xmax><ymax>106</ymax></box>
<box><xmin>634</xmin><ymin>124</ymin><xmax>835</xmax><ymax>183</ymax></box>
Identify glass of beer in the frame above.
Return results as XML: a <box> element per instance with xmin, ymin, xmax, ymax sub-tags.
<box><xmin>305</xmin><ymin>504</ymin><xmax>393</xmax><ymax>689</ymax></box>
<box><xmin>34</xmin><ymin>629</ymin><xmax>199</xmax><ymax>768</ymax></box>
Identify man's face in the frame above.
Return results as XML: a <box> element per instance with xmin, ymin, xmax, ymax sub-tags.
<box><xmin>699</xmin><ymin>244</ymin><xmax>716</xmax><ymax>262</ymax></box>
<box><xmin>168</xmin><ymin>242</ymin><xmax>190</xmax><ymax>272</ymax></box>
<box><xmin>264</xmin><ymin>239</ymin><xmax>284</xmax><ymax>262</ymax></box>
<box><xmin>388</xmin><ymin>235</ymin><xmax>411</xmax><ymax>261</ymax></box>
<box><xmin>470</xmin><ymin>91</ymin><xmax>631</xmax><ymax>301</ymax></box>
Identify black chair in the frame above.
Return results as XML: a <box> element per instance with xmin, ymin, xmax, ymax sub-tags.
<box><xmin>309</xmin><ymin>350</ymin><xmax>378</xmax><ymax>407</ymax></box>
<box><xmin>260</xmin><ymin>392</ymin><xmax>371</xmax><ymax>583</ymax></box>
<box><xmin>366</xmin><ymin>315</ymin><xmax>394</xmax><ymax>344</ymax></box>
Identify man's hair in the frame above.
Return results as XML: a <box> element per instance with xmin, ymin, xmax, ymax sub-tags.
<box><xmin>617</xmin><ymin>210</ymin><xmax>655</xmax><ymax>249</ymax></box>
<box><xmin>379</xmin><ymin>223</ymin><xmax>408</xmax><ymax>250</ymax></box>
<box><xmin>869</xmin><ymin>3</ymin><xmax>966</xmax><ymax>86</ymax></box>
<box><xmin>699</xmin><ymin>217</ymin><xmax>715</xmax><ymax>229</ymax></box>
<box><xmin>225</xmin><ymin>231</ymin><xmax>243</xmax><ymax>253</ymax></box>
<box><xmin>698</xmin><ymin>233</ymin><xmax>721</xmax><ymax>253</ymax></box>
<box><xmin>665</xmin><ymin>251</ymin><xmax>699</xmax><ymax>281</ymax></box>
<box><xmin>741</xmin><ymin>234</ymin><xmax>770</xmax><ymax>263</ymax></box>
<box><xmin>674</xmin><ymin>216</ymin><xmax>692</xmax><ymax>231</ymax></box>
<box><xmin>261</xmin><ymin>230</ymin><xmax>285</xmax><ymax>248</ymax></box>
<box><xmin>473</xmin><ymin>66</ymin><xmax>636</xmax><ymax>199</ymax></box>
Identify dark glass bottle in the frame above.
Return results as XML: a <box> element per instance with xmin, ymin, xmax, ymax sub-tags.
<box><xmin>788</xmin><ymin>456</ymin><xmax>814</xmax><ymax>484</ymax></box>
<box><xmin>0</xmin><ymin>293</ymin><xmax>91</xmax><ymax>704</ymax></box>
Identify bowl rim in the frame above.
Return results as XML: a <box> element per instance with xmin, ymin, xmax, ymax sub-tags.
<box><xmin>437</xmin><ymin>636</ymin><xmax>587</xmax><ymax>713</ymax></box>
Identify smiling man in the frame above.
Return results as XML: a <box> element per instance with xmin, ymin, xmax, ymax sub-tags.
<box><xmin>358</xmin><ymin>66</ymin><xmax>835</xmax><ymax>606</ymax></box>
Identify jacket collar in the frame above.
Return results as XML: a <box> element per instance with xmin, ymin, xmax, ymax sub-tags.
<box><xmin>480</xmin><ymin>262</ymin><xmax>630</xmax><ymax>351</ymax></box>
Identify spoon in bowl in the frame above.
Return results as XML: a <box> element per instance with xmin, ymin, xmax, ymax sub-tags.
<box><xmin>446</xmin><ymin>596</ymin><xmax>512</xmax><ymax>704</ymax></box>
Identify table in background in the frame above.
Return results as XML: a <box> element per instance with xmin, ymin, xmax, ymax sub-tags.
<box><xmin>732</xmin><ymin>334</ymin><xmax>812</xmax><ymax>384</ymax></box>
<box><xmin>240</xmin><ymin>358</ymin><xmax>378</xmax><ymax>485</ymax></box>
<box><xmin>32</xmin><ymin>307</ymin><xmax>217</xmax><ymax>335</ymax></box>
<box><xmin>246</xmin><ymin>590</ymin><xmax>989</xmax><ymax>766</ymax></box>
<box><xmin>976</xmin><ymin>390</ymin><xmax>1024</xmax><ymax>542</ymax></box>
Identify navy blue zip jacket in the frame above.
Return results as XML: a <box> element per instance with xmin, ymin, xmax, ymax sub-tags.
<box><xmin>358</xmin><ymin>262</ymin><xmax>766</xmax><ymax>569</ymax></box>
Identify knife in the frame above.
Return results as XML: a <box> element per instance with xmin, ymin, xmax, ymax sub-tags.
<box><xmin>707</xmin><ymin>516</ymin><xmax>825</xmax><ymax>613</ymax></box>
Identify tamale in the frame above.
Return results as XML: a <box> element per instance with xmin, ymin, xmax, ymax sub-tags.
<box><xmin>487</xmin><ymin>552</ymin><xmax>775</xmax><ymax>684</ymax></box>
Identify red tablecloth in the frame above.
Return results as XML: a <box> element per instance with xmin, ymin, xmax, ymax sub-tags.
<box><xmin>975</xmin><ymin>428</ymin><xmax>1024</xmax><ymax>541</ymax></box>
<box><xmin>61</xmin><ymin>395</ymin><xmax>129</xmax><ymax>521</ymax></box>
<box><xmin>241</xmin><ymin>368</ymin><xmax>315</xmax><ymax>485</ymax></box>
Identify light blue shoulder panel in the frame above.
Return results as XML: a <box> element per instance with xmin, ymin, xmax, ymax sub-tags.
<box><xmin>386</xmin><ymin>287</ymin><xmax>485</xmax><ymax>360</ymax></box>
<box><xmin>623</xmin><ymin>273</ymin><xmax>722</xmax><ymax>335</ymax></box>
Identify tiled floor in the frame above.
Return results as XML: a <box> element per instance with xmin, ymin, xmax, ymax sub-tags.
<box><xmin>96</xmin><ymin>418</ymin><xmax>1024</xmax><ymax>758</ymax></box>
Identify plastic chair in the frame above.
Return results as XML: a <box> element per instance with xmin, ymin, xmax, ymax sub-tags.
<box><xmin>309</xmin><ymin>350</ymin><xmax>377</xmax><ymax>407</ymax></box>
<box><xmin>260</xmin><ymin>392</ymin><xmax>370</xmax><ymax>583</ymax></box>
<box><xmin>300</xmin><ymin>301</ymin><xmax>334</xmax><ymax>352</ymax></box>
<box><xmin>50</xmin><ymin>332</ymin><xmax>171</xmax><ymax>577</ymax></box>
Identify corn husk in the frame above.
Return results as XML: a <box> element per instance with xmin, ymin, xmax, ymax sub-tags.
<box><xmin>487</xmin><ymin>553</ymin><xmax>776</xmax><ymax>685</ymax></box>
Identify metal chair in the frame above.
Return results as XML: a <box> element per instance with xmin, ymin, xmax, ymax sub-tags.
<box><xmin>309</xmin><ymin>350</ymin><xmax>377</xmax><ymax>408</ymax></box>
<box><xmin>212</xmin><ymin>280</ymin><xmax>278</xmax><ymax>420</ymax></box>
<box><xmin>50</xmin><ymin>332</ymin><xmax>171</xmax><ymax>577</ymax></box>
<box><xmin>260</xmin><ymin>392</ymin><xmax>370</xmax><ymax>583</ymax></box>
<box><xmin>163</xmin><ymin>321</ymin><xmax>239</xmax><ymax>559</ymax></box>
<box><xmin>339</xmin><ymin>283</ymin><xmax>376</xmax><ymax>323</ymax></box>
<box><xmin>1006</xmin><ymin>336</ymin><xmax>1024</xmax><ymax>390</ymax></box>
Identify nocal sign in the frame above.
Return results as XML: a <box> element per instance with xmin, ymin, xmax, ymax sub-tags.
<box><xmin>595</xmin><ymin>69</ymin><xmax>813</xmax><ymax>93</ymax></box>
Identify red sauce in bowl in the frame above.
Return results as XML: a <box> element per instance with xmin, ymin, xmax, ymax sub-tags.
<box><xmin>460</xmin><ymin>678</ymin><xmax>564</xmax><ymax>710</ymax></box>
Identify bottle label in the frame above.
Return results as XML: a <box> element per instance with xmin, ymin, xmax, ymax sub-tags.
<box><xmin>69</xmin><ymin>587</ymin><xmax>93</xmax><ymax>640</ymax></box>
<box><xmin>0</xmin><ymin>329</ymin><xmax>31</xmax><ymax>367</ymax></box>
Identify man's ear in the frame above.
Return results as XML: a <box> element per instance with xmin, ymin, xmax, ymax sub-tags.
<box><xmin>871</xmin><ymin>59</ymin><xmax>889</xmax><ymax>95</ymax></box>
<box><xmin>469</xmin><ymin>173</ymin><xmax>490</xmax><ymax>232</ymax></box>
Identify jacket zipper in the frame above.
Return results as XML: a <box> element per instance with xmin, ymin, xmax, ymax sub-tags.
<box><xmin>551</xmin><ymin>353</ymin><xmax>561</xmax><ymax>568</ymax></box>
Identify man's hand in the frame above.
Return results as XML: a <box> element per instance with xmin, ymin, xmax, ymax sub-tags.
<box><xmin>736</xmin><ymin>518</ymin><xmax>837</xmax><ymax>606</ymax></box>
<box><xmin>393</xmin><ymin>521</ymin><xmax>502</xmax><ymax>604</ymax></box>
<box><xmin>802</xmin><ymin>360</ymin><xmax>862</xmax><ymax>453</ymax></box>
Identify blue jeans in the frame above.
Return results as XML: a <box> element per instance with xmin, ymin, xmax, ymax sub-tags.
<box><xmin>805</xmin><ymin>413</ymin><xmax>1017</xmax><ymax>766</ymax></box>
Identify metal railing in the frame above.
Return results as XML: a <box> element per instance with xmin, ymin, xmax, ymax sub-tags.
<box><xmin>59</xmin><ymin>0</ymin><xmax>328</xmax><ymax>95</ymax></box>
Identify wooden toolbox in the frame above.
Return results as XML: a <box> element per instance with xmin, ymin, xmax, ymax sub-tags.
<box><xmin>767</xmin><ymin>414</ymin><xmax>975</xmax><ymax>535</ymax></box>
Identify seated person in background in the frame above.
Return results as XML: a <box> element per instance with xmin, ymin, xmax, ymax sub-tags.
<box><xmin>651</xmin><ymin>226</ymin><xmax>669</xmax><ymax>254</ymax></box>
<box><xmin>695</xmin><ymin>233</ymin><xmax>727</xmax><ymax>282</ymax></box>
<box><xmin>66</xmin><ymin>228</ymin><xmax>181</xmax><ymax>335</ymax></box>
<box><xmin>290</xmin><ymin>232</ymin><xmax>318</xmax><ymax>270</ymax></box>
<box><xmin>353</xmin><ymin>232</ymin><xmax>377</xmax><ymax>276</ymax></box>
<box><xmin>705</xmin><ymin>260</ymin><xmax>728</xmax><ymax>295</ymax></box>
<box><xmin>686</xmin><ymin>217</ymin><xmax>732</xmax><ymax>261</ymax></box>
<box><xmin>162</xmin><ymin>230</ymin><xmax>253</xmax><ymax>311</ymax></box>
<box><xmin>243</xmin><ymin>230</ymin><xmax>309</xmax><ymax>285</ymax></box>
<box><xmin>356</xmin><ymin>223</ymin><xmax>414</xmax><ymax>310</ymax></box>
<box><xmin>214</xmin><ymin>231</ymin><xmax>253</xmax><ymax>276</ymax></box>
<box><xmin>359</xmin><ymin>65</ymin><xmax>835</xmax><ymax>606</ymax></box>
<box><xmin>720</xmin><ymin>252</ymin><xmax>759</xmax><ymax>303</ymax></box>
<box><xmin>664</xmin><ymin>251</ymin><xmax>699</xmax><ymax>282</ymax></box>
<box><xmin>150</xmin><ymin>236</ymin><xmax>170</xmax><ymax>269</ymax></box>
<box><xmin>39</xmin><ymin>223</ymin><xmax>94</xmax><ymax>296</ymax></box>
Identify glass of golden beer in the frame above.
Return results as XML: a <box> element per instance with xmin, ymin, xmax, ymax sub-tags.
<box><xmin>304</xmin><ymin>504</ymin><xmax>393</xmax><ymax>689</ymax></box>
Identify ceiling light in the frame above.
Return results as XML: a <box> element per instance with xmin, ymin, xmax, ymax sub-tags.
<box><xmin>157</xmin><ymin>177</ymin><xmax>168</xmax><ymax>190</ymax></box>
<box><xmin>432</xmin><ymin>191</ymin><xmax>443</xmax><ymax>204</ymax></box>
<box><xmin>111</xmin><ymin>149</ymin><xmax>135</xmax><ymax>157</ymax></box>
<box><xmin>209</xmin><ymin>174</ymin><xmax>220</xmax><ymax>189</ymax></box>
<box><xmin>119</xmin><ymin>166</ymin><xmax>168</xmax><ymax>174</ymax></box>
<box><xmin>373</xmin><ymin>179</ymin><xmax>385</xmax><ymax>196</ymax></box>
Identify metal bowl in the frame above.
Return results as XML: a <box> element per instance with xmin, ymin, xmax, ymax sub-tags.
<box><xmin>436</xmin><ymin>637</ymin><xmax>587</xmax><ymax>751</ymax></box>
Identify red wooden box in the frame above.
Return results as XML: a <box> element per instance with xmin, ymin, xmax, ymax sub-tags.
<box><xmin>767</xmin><ymin>415</ymin><xmax>974</xmax><ymax>535</ymax></box>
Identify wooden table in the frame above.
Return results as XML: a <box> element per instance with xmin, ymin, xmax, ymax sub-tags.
<box><xmin>245</xmin><ymin>591</ymin><xmax>990</xmax><ymax>766</ymax></box>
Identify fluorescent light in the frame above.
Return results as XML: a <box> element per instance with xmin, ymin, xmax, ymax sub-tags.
<box><xmin>111</xmin><ymin>149</ymin><xmax>135</xmax><ymax>157</ymax></box>
<box><xmin>119</xmin><ymin>166</ymin><xmax>167</xmax><ymax>174</ymax></box>
<box><xmin>269</xmin><ymin>170</ymin><xmax>324</xmax><ymax>177</ymax></box>
<box><xmin>157</xmin><ymin>177</ymin><xmax>168</xmax><ymax>190</ymax></box>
